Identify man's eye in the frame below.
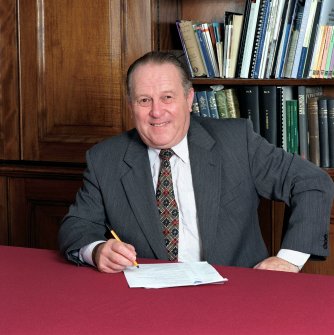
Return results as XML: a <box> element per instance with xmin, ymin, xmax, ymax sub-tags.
<box><xmin>161</xmin><ymin>96</ymin><xmax>174</xmax><ymax>104</ymax></box>
<box><xmin>137</xmin><ymin>98</ymin><xmax>152</xmax><ymax>107</ymax></box>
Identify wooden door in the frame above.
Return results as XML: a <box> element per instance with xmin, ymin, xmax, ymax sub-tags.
<box><xmin>18</xmin><ymin>0</ymin><xmax>157</xmax><ymax>163</ymax></box>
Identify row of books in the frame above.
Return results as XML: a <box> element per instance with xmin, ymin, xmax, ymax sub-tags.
<box><xmin>177</xmin><ymin>0</ymin><xmax>334</xmax><ymax>79</ymax></box>
<box><xmin>192</xmin><ymin>85</ymin><xmax>334</xmax><ymax>168</ymax></box>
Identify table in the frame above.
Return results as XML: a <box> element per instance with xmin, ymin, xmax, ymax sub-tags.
<box><xmin>1</xmin><ymin>246</ymin><xmax>333</xmax><ymax>334</ymax></box>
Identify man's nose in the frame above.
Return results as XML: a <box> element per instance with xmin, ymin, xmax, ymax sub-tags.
<box><xmin>150</xmin><ymin>99</ymin><xmax>164</xmax><ymax>117</ymax></box>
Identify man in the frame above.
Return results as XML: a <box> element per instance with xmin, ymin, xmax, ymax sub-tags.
<box><xmin>58</xmin><ymin>51</ymin><xmax>334</xmax><ymax>273</ymax></box>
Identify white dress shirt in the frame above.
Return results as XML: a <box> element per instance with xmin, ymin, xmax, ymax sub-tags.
<box><xmin>80</xmin><ymin>135</ymin><xmax>309</xmax><ymax>269</ymax></box>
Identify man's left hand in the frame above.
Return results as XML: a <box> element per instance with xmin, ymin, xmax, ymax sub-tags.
<box><xmin>254</xmin><ymin>256</ymin><xmax>300</xmax><ymax>273</ymax></box>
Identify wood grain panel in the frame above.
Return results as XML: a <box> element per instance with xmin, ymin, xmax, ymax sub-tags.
<box><xmin>8</xmin><ymin>177</ymin><xmax>82</xmax><ymax>249</ymax></box>
<box><xmin>18</xmin><ymin>0</ymin><xmax>124</xmax><ymax>162</ymax></box>
<box><xmin>0</xmin><ymin>0</ymin><xmax>20</xmax><ymax>160</ymax></box>
<box><xmin>0</xmin><ymin>177</ymin><xmax>8</xmax><ymax>244</ymax></box>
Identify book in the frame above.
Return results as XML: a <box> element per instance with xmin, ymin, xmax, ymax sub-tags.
<box><xmin>297</xmin><ymin>86</ymin><xmax>309</xmax><ymax>160</ymax></box>
<box><xmin>307</xmin><ymin>96</ymin><xmax>320</xmax><ymax>166</ymax></box>
<box><xmin>223</xmin><ymin>13</ymin><xmax>234</xmax><ymax>78</ymax></box>
<box><xmin>286</xmin><ymin>99</ymin><xmax>292</xmax><ymax>152</ymax></box>
<box><xmin>196</xmin><ymin>91</ymin><xmax>211</xmax><ymax>117</ymax></box>
<box><xmin>193</xmin><ymin>24</ymin><xmax>216</xmax><ymax>77</ymax></box>
<box><xmin>328</xmin><ymin>35</ymin><xmax>334</xmax><ymax>77</ymax></box>
<box><xmin>276</xmin><ymin>0</ymin><xmax>298</xmax><ymax>78</ymax></box>
<box><xmin>276</xmin><ymin>86</ymin><xmax>284</xmax><ymax>148</ymax></box>
<box><xmin>176</xmin><ymin>20</ymin><xmax>207</xmax><ymax>77</ymax></box>
<box><xmin>259</xmin><ymin>0</ymin><xmax>280</xmax><ymax>79</ymax></box>
<box><xmin>191</xmin><ymin>94</ymin><xmax>201</xmax><ymax>116</ymax></box>
<box><xmin>308</xmin><ymin>0</ymin><xmax>334</xmax><ymax>78</ymax></box>
<box><xmin>291</xmin><ymin>0</ymin><xmax>316</xmax><ymax>78</ymax></box>
<box><xmin>280</xmin><ymin>86</ymin><xmax>295</xmax><ymax>151</ymax></box>
<box><xmin>283</xmin><ymin>1</ymin><xmax>305</xmax><ymax>78</ymax></box>
<box><xmin>225</xmin><ymin>88</ymin><xmax>240</xmax><ymax>118</ymax></box>
<box><xmin>252</xmin><ymin>0</ymin><xmax>271</xmax><ymax>78</ymax></box>
<box><xmin>236</xmin><ymin>0</ymin><xmax>253</xmax><ymax>78</ymax></box>
<box><xmin>240</xmin><ymin>0</ymin><xmax>262</xmax><ymax>78</ymax></box>
<box><xmin>259</xmin><ymin>85</ymin><xmax>277</xmax><ymax>145</ymax></box>
<box><xmin>319</xmin><ymin>26</ymin><xmax>333</xmax><ymax>78</ymax></box>
<box><xmin>265</xmin><ymin>0</ymin><xmax>289</xmax><ymax>78</ymax></box>
<box><xmin>296</xmin><ymin>0</ymin><xmax>319</xmax><ymax>78</ymax></box>
<box><xmin>227</xmin><ymin>13</ymin><xmax>244</xmax><ymax>78</ymax></box>
<box><xmin>207</xmin><ymin>90</ymin><xmax>219</xmax><ymax>119</ymax></box>
<box><xmin>201</xmin><ymin>23</ymin><xmax>220</xmax><ymax>77</ymax></box>
<box><xmin>327</xmin><ymin>98</ymin><xmax>334</xmax><ymax>166</ymax></box>
<box><xmin>323</xmin><ymin>26</ymin><xmax>334</xmax><ymax>78</ymax></box>
<box><xmin>176</xmin><ymin>21</ymin><xmax>194</xmax><ymax>77</ymax></box>
<box><xmin>290</xmin><ymin>99</ymin><xmax>299</xmax><ymax>154</ymax></box>
<box><xmin>302</xmin><ymin>0</ymin><xmax>323</xmax><ymax>78</ymax></box>
<box><xmin>317</xmin><ymin>97</ymin><xmax>330</xmax><ymax>167</ymax></box>
<box><xmin>237</xmin><ymin>85</ymin><xmax>260</xmax><ymax>133</ymax></box>
<box><xmin>214</xmin><ymin>89</ymin><xmax>229</xmax><ymax>119</ymax></box>
<box><xmin>250</xmin><ymin>0</ymin><xmax>269</xmax><ymax>78</ymax></box>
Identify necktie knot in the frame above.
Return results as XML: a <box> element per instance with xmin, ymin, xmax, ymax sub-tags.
<box><xmin>159</xmin><ymin>149</ymin><xmax>174</xmax><ymax>161</ymax></box>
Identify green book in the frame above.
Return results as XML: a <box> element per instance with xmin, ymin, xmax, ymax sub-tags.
<box><xmin>214</xmin><ymin>89</ymin><xmax>229</xmax><ymax>119</ymax></box>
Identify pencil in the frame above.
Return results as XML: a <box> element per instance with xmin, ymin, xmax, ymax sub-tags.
<box><xmin>110</xmin><ymin>230</ymin><xmax>139</xmax><ymax>268</ymax></box>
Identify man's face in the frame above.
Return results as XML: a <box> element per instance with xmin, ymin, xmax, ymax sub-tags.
<box><xmin>129</xmin><ymin>62</ymin><xmax>194</xmax><ymax>149</ymax></box>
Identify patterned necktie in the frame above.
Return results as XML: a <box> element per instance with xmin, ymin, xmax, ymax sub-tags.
<box><xmin>156</xmin><ymin>149</ymin><xmax>179</xmax><ymax>261</ymax></box>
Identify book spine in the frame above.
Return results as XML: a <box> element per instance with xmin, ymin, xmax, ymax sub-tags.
<box><xmin>176</xmin><ymin>20</ymin><xmax>195</xmax><ymax>77</ymax></box>
<box><xmin>266</xmin><ymin>0</ymin><xmax>289</xmax><ymax>78</ymax></box>
<box><xmin>276</xmin><ymin>0</ymin><xmax>298</xmax><ymax>78</ymax></box>
<box><xmin>302</xmin><ymin>0</ymin><xmax>323</xmax><ymax>78</ymax></box>
<box><xmin>291</xmin><ymin>0</ymin><xmax>314</xmax><ymax>78</ymax></box>
<box><xmin>177</xmin><ymin>20</ymin><xmax>207</xmax><ymax>77</ymax></box>
<box><xmin>324</xmin><ymin>26</ymin><xmax>334</xmax><ymax>78</ymax></box>
<box><xmin>259</xmin><ymin>85</ymin><xmax>277</xmax><ymax>145</ymax></box>
<box><xmin>214</xmin><ymin>90</ymin><xmax>229</xmax><ymax>119</ymax></box>
<box><xmin>196</xmin><ymin>91</ymin><xmax>211</xmax><ymax>117</ymax></box>
<box><xmin>238</xmin><ymin>85</ymin><xmax>260</xmax><ymax>133</ymax></box>
<box><xmin>298</xmin><ymin>86</ymin><xmax>309</xmax><ymax>160</ymax></box>
<box><xmin>191</xmin><ymin>94</ymin><xmax>201</xmax><ymax>116</ymax></box>
<box><xmin>286</xmin><ymin>100</ymin><xmax>292</xmax><ymax>152</ymax></box>
<box><xmin>307</xmin><ymin>96</ymin><xmax>320</xmax><ymax>166</ymax></box>
<box><xmin>327</xmin><ymin>99</ymin><xmax>334</xmax><ymax>166</ymax></box>
<box><xmin>253</xmin><ymin>0</ymin><xmax>270</xmax><ymax>79</ymax></box>
<box><xmin>194</xmin><ymin>25</ymin><xmax>216</xmax><ymax>77</ymax></box>
<box><xmin>291</xmin><ymin>100</ymin><xmax>299</xmax><ymax>153</ymax></box>
<box><xmin>250</xmin><ymin>0</ymin><xmax>268</xmax><ymax>78</ymax></box>
<box><xmin>240</xmin><ymin>0</ymin><xmax>261</xmax><ymax>78</ymax></box>
<box><xmin>206</xmin><ymin>90</ymin><xmax>219</xmax><ymax>119</ymax></box>
<box><xmin>283</xmin><ymin>2</ymin><xmax>304</xmax><ymax>78</ymax></box>
<box><xmin>318</xmin><ymin>97</ymin><xmax>330</xmax><ymax>167</ymax></box>
<box><xmin>236</xmin><ymin>0</ymin><xmax>252</xmax><ymax>78</ymax></box>
<box><xmin>296</xmin><ymin>0</ymin><xmax>319</xmax><ymax>78</ymax></box>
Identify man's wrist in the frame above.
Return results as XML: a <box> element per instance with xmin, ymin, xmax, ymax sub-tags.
<box><xmin>92</xmin><ymin>242</ymin><xmax>105</xmax><ymax>267</ymax></box>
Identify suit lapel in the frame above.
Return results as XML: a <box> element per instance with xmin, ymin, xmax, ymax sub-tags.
<box><xmin>188</xmin><ymin>119</ymin><xmax>222</xmax><ymax>261</ymax></box>
<box><xmin>121</xmin><ymin>133</ymin><xmax>168</xmax><ymax>260</ymax></box>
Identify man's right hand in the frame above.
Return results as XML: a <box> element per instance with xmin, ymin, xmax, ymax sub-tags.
<box><xmin>92</xmin><ymin>239</ymin><xmax>137</xmax><ymax>273</ymax></box>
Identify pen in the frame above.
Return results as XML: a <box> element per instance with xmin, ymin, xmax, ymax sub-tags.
<box><xmin>110</xmin><ymin>229</ymin><xmax>139</xmax><ymax>268</ymax></box>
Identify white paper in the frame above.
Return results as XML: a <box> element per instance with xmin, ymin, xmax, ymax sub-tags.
<box><xmin>123</xmin><ymin>261</ymin><xmax>228</xmax><ymax>289</ymax></box>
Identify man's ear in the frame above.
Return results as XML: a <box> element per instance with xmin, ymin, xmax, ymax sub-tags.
<box><xmin>187</xmin><ymin>88</ymin><xmax>195</xmax><ymax>111</ymax></box>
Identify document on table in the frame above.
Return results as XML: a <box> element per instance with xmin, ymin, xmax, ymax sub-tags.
<box><xmin>123</xmin><ymin>261</ymin><xmax>228</xmax><ymax>288</ymax></box>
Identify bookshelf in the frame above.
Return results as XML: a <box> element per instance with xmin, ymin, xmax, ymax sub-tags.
<box><xmin>169</xmin><ymin>0</ymin><xmax>334</xmax><ymax>275</ymax></box>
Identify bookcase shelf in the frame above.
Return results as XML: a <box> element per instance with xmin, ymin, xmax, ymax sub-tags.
<box><xmin>191</xmin><ymin>78</ymin><xmax>334</xmax><ymax>86</ymax></box>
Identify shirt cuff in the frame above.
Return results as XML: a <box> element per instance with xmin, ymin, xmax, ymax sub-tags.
<box><xmin>277</xmin><ymin>249</ymin><xmax>310</xmax><ymax>270</ymax></box>
<box><xmin>79</xmin><ymin>241</ymin><xmax>106</xmax><ymax>267</ymax></box>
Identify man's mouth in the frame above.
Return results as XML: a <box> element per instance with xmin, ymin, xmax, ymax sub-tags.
<box><xmin>151</xmin><ymin>121</ymin><xmax>169</xmax><ymax>127</ymax></box>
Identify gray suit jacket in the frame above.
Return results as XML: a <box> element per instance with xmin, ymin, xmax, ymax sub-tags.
<box><xmin>58</xmin><ymin>116</ymin><xmax>334</xmax><ymax>267</ymax></box>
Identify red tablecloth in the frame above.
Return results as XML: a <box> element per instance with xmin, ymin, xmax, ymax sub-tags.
<box><xmin>1</xmin><ymin>246</ymin><xmax>333</xmax><ymax>334</ymax></box>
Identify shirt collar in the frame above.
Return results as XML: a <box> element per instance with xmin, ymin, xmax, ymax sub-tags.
<box><xmin>147</xmin><ymin>135</ymin><xmax>189</xmax><ymax>164</ymax></box>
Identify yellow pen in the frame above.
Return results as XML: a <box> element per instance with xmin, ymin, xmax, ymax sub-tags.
<box><xmin>110</xmin><ymin>230</ymin><xmax>139</xmax><ymax>268</ymax></box>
